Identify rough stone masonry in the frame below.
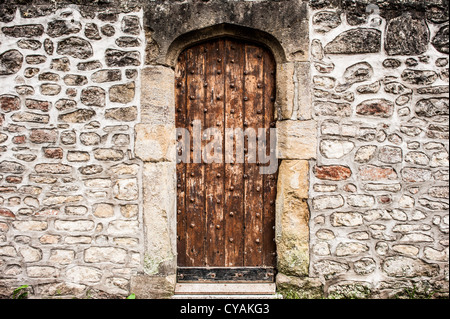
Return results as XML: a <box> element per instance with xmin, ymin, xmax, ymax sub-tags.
<box><xmin>0</xmin><ymin>0</ymin><xmax>449</xmax><ymax>299</ymax></box>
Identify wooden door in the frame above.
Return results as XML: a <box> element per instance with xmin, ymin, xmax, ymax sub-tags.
<box><xmin>175</xmin><ymin>38</ymin><xmax>277</xmax><ymax>282</ymax></box>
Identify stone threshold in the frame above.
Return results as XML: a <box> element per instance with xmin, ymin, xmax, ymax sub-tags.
<box><xmin>174</xmin><ymin>283</ymin><xmax>277</xmax><ymax>296</ymax></box>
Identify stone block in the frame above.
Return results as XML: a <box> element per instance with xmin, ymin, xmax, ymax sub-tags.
<box><xmin>94</xmin><ymin>149</ymin><xmax>124</xmax><ymax>161</ymax></box>
<box><xmin>276</xmin><ymin>188</ymin><xmax>310</xmax><ymax>277</ymax></box>
<box><xmin>276</xmin><ymin>62</ymin><xmax>295</xmax><ymax>119</ymax></box>
<box><xmin>276</xmin><ymin>273</ymin><xmax>323</xmax><ymax>299</ymax></box>
<box><xmin>49</xmin><ymin>249</ymin><xmax>75</xmax><ymax>264</ymax></box>
<box><xmin>312</xmin><ymin>195</ymin><xmax>344</xmax><ymax>210</ymax></box>
<box><xmin>12</xmin><ymin>221</ymin><xmax>47</xmax><ymax>231</ymax></box>
<box><xmin>135</xmin><ymin>124</ymin><xmax>175</xmax><ymax>162</ymax></box>
<box><xmin>142</xmin><ymin>162</ymin><xmax>176</xmax><ymax>275</ymax></box>
<box><xmin>107</xmin><ymin>220</ymin><xmax>139</xmax><ymax>236</ymax></box>
<box><xmin>296</xmin><ymin>62</ymin><xmax>312</xmax><ymax>120</ymax></box>
<box><xmin>54</xmin><ymin>220</ymin><xmax>94</xmax><ymax>232</ymax></box>
<box><xmin>276</xmin><ymin>120</ymin><xmax>317</xmax><ymax>160</ymax></box>
<box><xmin>277</xmin><ymin>160</ymin><xmax>309</xmax><ymax>200</ymax></box>
<box><xmin>84</xmin><ymin>247</ymin><xmax>127</xmax><ymax>264</ymax></box>
<box><xmin>27</xmin><ymin>266</ymin><xmax>58</xmax><ymax>278</ymax></box>
<box><xmin>93</xmin><ymin>203</ymin><xmax>115</xmax><ymax>218</ymax></box>
<box><xmin>130</xmin><ymin>275</ymin><xmax>175</xmax><ymax>299</ymax></box>
<box><xmin>382</xmin><ymin>256</ymin><xmax>439</xmax><ymax>278</ymax></box>
<box><xmin>336</xmin><ymin>242</ymin><xmax>369</xmax><ymax>256</ymax></box>
<box><xmin>331</xmin><ymin>212</ymin><xmax>363</xmax><ymax>227</ymax></box>
<box><xmin>113</xmin><ymin>178</ymin><xmax>138</xmax><ymax>200</ymax></box>
<box><xmin>109</xmin><ymin>82</ymin><xmax>135</xmax><ymax>104</ymax></box>
<box><xmin>320</xmin><ymin>139</ymin><xmax>354</xmax><ymax>159</ymax></box>
<box><xmin>66</xmin><ymin>266</ymin><xmax>102</xmax><ymax>284</ymax></box>
<box><xmin>140</xmin><ymin>66</ymin><xmax>174</xmax><ymax>125</ymax></box>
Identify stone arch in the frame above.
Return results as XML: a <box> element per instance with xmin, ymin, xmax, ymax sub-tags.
<box><xmin>165</xmin><ymin>23</ymin><xmax>287</xmax><ymax>68</ymax></box>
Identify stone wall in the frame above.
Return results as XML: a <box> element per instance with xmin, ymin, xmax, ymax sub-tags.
<box><xmin>306</xmin><ymin>0</ymin><xmax>449</xmax><ymax>298</ymax></box>
<box><xmin>0</xmin><ymin>0</ymin><xmax>449</xmax><ymax>299</ymax></box>
<box><xmin>0</xmin><ymin>3</ymin><xmax>146</xmax><ymax>298</ymax></box>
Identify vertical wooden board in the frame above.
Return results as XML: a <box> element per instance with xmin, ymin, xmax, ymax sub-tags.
<box><xmin>185</xmin><ymin>44</ymin><xmax>206</xmax><ymax>267</ymax></box>
<box><xmin>262</xmin><ymin>50</ymin><xmax>277</xmax><ymax>267</ymax></box>
<box><xmin>224</xmin><ymin>39</ymin><xmax>245</xmax><ymax>267</ymax></box>
<box><xmin>243</xmin><ymin>44</ymin><xmax>264</xmax><ymax>267</ymax></box>
<box><xmin>204</xmin><ymin>39</ymin><xmax>225</xmax><ymax>266</ymax></box>
<box><xmin>176</xmin><ymin>50</ymin><xmax>187</xmax><ymax>266</ymax></box>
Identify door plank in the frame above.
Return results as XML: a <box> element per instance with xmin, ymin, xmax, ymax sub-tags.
<box><xmin>176</xmin><ymin>50</ymin><xmax>187</xmax><ymax>267</ymax></box>
<box><xmin>243</xmin><ymin>44</ymin><xmax>264</xmax><ymax>267</ymax></box>
<box><xmin>262</xmin><ymin>50</ymin><xmax>277</xmax><ymax>266</ymax></box>
<box><xmin>204</xmin><ymin>40</ymin><xmax>225</xmax><ymax>266</ymax></box>
<box><xmin>224</xmin><ymin>39</ymin><xmax>245</xmax><ymax>267</ymax></box>
<box><xmin>185</xmin><ymin>44</ymin><xmax>206</xmax><ymax>267</ymax></box>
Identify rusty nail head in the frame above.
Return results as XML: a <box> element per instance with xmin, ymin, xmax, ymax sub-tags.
<box><xmin>216</xmin><ymin>225</ymin><xmax>221</xmax><ymax>229</ymax></box>
<box><xmin>229</xmin><ymin>212</ymin><xmax>234</xmax><ymax>216</ymax></box>
<box><xmin>190</xmin><ymin>223</ymin><xmax>195</xmax><ymax>228</ymax></box>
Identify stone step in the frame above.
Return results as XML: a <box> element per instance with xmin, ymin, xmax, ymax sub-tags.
<box><xmin>174</xmin><ymin>283</ymin><xmax>276</xmax><ymax>296</ymax></box>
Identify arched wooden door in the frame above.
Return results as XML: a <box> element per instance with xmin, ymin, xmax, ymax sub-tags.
<box><xmin>175</xmin><ymin>38</ymin><xmax>277</xmax><ymax>282</ymax></box>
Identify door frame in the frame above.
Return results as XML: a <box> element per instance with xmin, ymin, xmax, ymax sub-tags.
<box><xmin>136</xmin><ymin>23</ymin><xmax>316</xmax><ymax>287</ymax></box>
